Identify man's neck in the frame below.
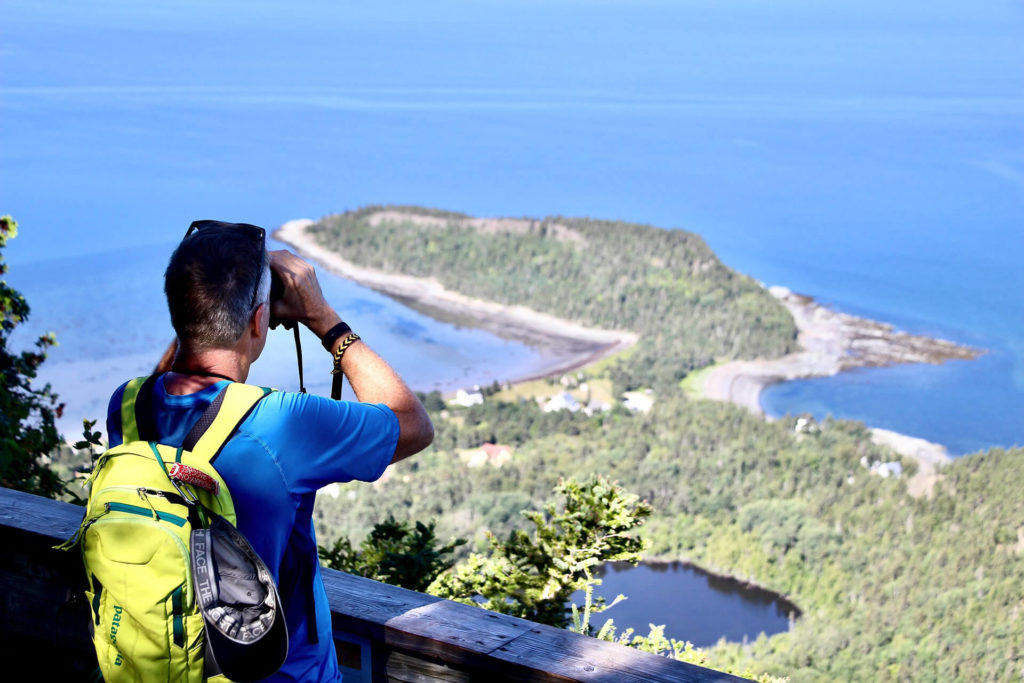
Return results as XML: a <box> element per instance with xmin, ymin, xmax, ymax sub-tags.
<box><xmin>165</xmin><ymin>348</ymin><xmax>249</xmax><ymax>395</ymax></box>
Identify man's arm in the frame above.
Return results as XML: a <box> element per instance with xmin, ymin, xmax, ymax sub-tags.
<box><xmin>268</xmin><ymin>250</ymin><xmax>433</xmax><ymax>463</ymax></box>
<box><xmin>331</xmin><ymin>339</ymin><xmax>433</xmax><ymax>462</ymax></box>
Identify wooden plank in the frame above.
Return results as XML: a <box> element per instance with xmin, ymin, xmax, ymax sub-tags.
<box><xmin>0</xmin><ymin>486</ymin><xmax>85</xmax><ymax>542</ymax></box>
<box><xmin>384</xmin><ymin>599</ymin><xmax>534</xmax><ymax>671</ymax></box>
<box><xmin>0</xmin><ymin>490</ymin><xmax>96</xmax><ymax>676</ymax></box>
<box><xmin>2</xmin><ymin>487</ymin><xmax>748</xmax><ymax>682</ymax></box>
<box><xmin>490</xmin><ymin>624</ymin><xmax>750</xmax><ymax>683</ymax></box>
<box><xmin>385</xmin><ymin>650</ymin><xmax>474</xmax><ymax>683</ymax></box>
<box><xmin>384</xmin><ymin>598</ymin><xmax>532</xmax><ymax>652</ymax></box>
<box><xmin>323</xmin><ymin>569</ymin><xmax>542</xmax><ymax>672</ymax></box>
<box><xmin>323</xmin><ymin>568</ymin><xmax>442</xmax><ymax>641</ymax></box>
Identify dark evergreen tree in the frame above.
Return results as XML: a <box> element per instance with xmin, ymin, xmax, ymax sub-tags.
<box><xmin>0</xmin><ymin>215</ymin><xmax>66</xmax><ymax>498</ymax></box>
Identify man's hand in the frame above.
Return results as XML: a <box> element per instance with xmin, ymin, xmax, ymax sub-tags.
<box><xmin>268</xmin><ymin>250</ymin><xmax>341</xmax><ymax>339</ymax></box>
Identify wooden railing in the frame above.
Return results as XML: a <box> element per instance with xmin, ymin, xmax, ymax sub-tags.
<box><xmin>0</xmin><ymin>486</ymin><xmax>747</xmax><ymax>681</ymax></box>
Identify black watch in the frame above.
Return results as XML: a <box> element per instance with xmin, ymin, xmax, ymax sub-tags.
<box><xmin>320</xmin><ymin>321</ymin><xmax>352</xmax><ymax>351</ymax></box>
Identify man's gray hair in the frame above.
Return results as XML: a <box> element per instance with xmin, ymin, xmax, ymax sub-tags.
<box><xmin>165</xmin><ymin>228</ymin><xmax>271</xmax><ymax>351</ymax></box>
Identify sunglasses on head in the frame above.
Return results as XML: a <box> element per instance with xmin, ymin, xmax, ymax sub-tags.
<box><xmin>184</xmin><ymin>220</ymin><xmax>307</xmax><ymax>394</ymax></box>
<box><xmin>185</xmin><ymin>220</ymin><xmax>266</xmax><ymax>310</ymax></box>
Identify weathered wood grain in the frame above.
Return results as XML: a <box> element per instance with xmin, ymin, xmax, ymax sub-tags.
<box><xmin>491</xmin><ymin>624</ymin><xmax>748</xmax><ymax>682</ymax></box>
<box><xmin>0</xmin><ymin>485</ymin><xmax>85</xmax><ymax>541</ymax></box>
<box><xmin>385</xmin><ymin>650</ymin><xmax>475</xmax><ymax>683</ymax></box>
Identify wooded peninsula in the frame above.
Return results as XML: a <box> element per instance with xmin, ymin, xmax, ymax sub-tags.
<box><xmin>277</xmin><ymin>206</ymin><xmax>1022</xmax><ymax>682</ymax></box>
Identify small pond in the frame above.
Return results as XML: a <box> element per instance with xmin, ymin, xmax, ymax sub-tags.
<box><xmin>570</xmin><ymin>561</ymin><xmax>800</xmax><ymax>647</ymax></box>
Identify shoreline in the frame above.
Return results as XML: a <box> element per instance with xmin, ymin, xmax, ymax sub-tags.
<box><xmin>273</xmin><ymin>219</ymin><xmax>638</xmax><ymax>384</ymax></box>
<box><xmin>277</xmin><ymin>217</ymin><xmax>979</xmax><ymax>482</ymax></box>
<box><xmin>699</xmin><ymin>286</ymin><xmax>984</xmax><ymax>481</ymax></box>
<box><xmin>700</xmin><ymin>287</ymin><xmax>982</xmax><ymax>418</ymax></box>
<box><xmin>631</xmin><ymin>556</ymin><xmax>803</xmax><ymax>618</ymax></box>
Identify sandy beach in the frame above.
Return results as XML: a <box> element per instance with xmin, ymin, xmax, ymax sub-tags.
<box><xmin>273</xmin><ymin>219</ymin><xmax>638</xmax><ymax>383</ymax></box>
<box><xmin>276</xmin><ymin>216</ymin><xmax>981</xmax><ymax>485</ymax></box>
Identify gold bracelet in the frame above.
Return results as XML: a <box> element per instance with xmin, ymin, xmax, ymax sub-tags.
<box><xmin>330</xmin><ymin>333</ymin><xmax>361</xmax><ymax>375</ymax></box>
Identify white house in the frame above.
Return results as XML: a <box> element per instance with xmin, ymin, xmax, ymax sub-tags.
<box><xmin>874</xmin><ymin>461</ymin><xmax>903</xmax><ymax>478</ymax></box>
<box><xmin>452</xmin><ymin>386</ymin><xmax>484</xmax><ymax>407</ymax></box>
<box><xmin>458</xmin><ymin>443</ymin><xmax>513</xmax><ymax>468</ymax></box>
<box><xmin>543</xmin><ymin>392</ymin><xmax>581</xmax><ymax>413</ymax></box>
<box><xmin>862</xmin><ymin>457</ymin><xmax>903</xmax><ymax>479</ymax></box>
<box><xmin>622</xmin><ymin>390</ymin><xmax>654</xmax><ymax>413</ymax></box>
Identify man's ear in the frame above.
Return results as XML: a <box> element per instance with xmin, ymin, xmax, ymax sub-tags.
<box><xmin>251</xmin><ymin>302</ymin><xmax>269</xmax><ymax>337</ymax></box>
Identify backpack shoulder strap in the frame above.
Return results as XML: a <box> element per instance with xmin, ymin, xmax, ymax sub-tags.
<box><xmin>120</xmin><ymin>375</ymin><xmax>159</xmax><ymax>443</ymax></box>
<box><xmin>184</xmin><ymin>383</ymin><xmax>273</xmax><ymax>465</ymax></box>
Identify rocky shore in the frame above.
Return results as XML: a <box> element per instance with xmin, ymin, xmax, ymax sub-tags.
<box><xmin>700</xmin><ymin>286</ymin><xmax>982</xmax><ymax>414</ymax></box>
<box><xmin>699</xmin><ymin>286</ymin><xmax>983</xmax><ymax>483</ymax></box>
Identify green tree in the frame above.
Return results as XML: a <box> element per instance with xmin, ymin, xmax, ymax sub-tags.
<box><xmin>0</xmin><ymin>215</ymin><xmax>65</xmax><ymax>498</ymax></box>
<box><xmin>321</xmin><ymin>476</ymin><xmax>785</xmax><ymax>680</ymax></box>
<box><xmin>429</xmin><ymin>476</ymin><xmax>652</xmax><ymax>626</ymax></box>
<box><xmin>319</xmin><ymin>515</ymin><xmax>465</xmax><ymax>592</ymax></box>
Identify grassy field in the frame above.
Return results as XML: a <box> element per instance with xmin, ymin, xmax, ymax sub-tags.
<box><xmin>679</xmin><ymin>363</ymin><xmax>718</xmax><ymax>399</ymax></box>
<box><xmin>492</xmin><ymin>376</ymin><xmax>617</xmax><ymax>407</ymax></box>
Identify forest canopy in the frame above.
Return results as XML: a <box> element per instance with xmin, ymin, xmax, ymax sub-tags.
<box><xmin>311</xmin><ymin>207</ymin><xmax>797</xmax><ymax>392</ymax></box>
<box><xmin>309</xmin><ymin>207</ymin><xmax>1023</xmax><ymax>682</ymax></box>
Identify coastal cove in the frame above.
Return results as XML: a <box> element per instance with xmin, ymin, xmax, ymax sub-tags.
<box><xmin>693</xmin><ymin>286</ymin><xmax>981</xmax><ymax>481</ymax></box>
<box><xmin>274</xmin><ymin>212</ymin><xmax>979</xmax><ymax>478</ymax></box>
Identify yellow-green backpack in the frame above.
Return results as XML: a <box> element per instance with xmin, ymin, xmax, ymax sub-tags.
<box><xmin>59</xmin><ymin>375</ymin><xmax>271</xmax><ymax>682</ymax></box>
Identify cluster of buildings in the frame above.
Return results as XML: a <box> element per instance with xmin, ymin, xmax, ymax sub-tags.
<box><xmin>442</xmin><ymin>377</ymin><xmax>658</xmax><ymax>471</ymax></box>
<box><xmin>450</xmin><ymin>379</ymin><xmax>654</xmax><ymax>416</ymax></box>
<box><xmin>861</xmin><ymin>456</ymin><xmax>903</xmax><ymax>479</ymax></box>
<box><xmin>318</xmin><ymin>379</ymin><xmax>658</xmax><ymax>489</ymax></box>
<box><xmin>793</xmin><ymin>416</ymin><xmax>904</xmax><ymax>480</ymax></box>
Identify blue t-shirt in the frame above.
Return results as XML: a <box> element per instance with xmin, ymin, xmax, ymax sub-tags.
<box><xmin>106</xmin><ymin>375</ymin><xmax>399</xmax><ymax>682</ymax></box>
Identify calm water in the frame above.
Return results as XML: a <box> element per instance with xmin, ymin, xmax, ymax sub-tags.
<box><xmin>8</xmin><ymin>238</ymin><xmax>568</xmax><ymax>436</ymax></box>
<box><xmin>571</xmin><ymin>562</ymin><xmax>798</xmax><ymax>647</ymax></box>
<box><xmin>2</xmin><ymin>4</ymin><xmax>1022</xmax><ymax>444</ymax></box>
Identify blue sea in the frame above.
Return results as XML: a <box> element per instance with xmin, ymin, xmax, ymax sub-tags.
<box><xmin>2</xmin><ymin>0</ymin><xmax>1022</xmax><ymax>455</ymax></box>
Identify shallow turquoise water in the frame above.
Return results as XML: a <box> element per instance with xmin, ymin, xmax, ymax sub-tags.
<box><xmin>9</xmin><ymin>239</ymin><xmax>562</xmax><ymax>436</ymax></box>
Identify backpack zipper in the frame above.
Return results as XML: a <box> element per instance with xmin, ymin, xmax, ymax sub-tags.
<box><xmin>53</xmin><ymin>507</ymin><xmax>111</xmax><ymax>551</ymax></box>
<box><xmin>104</xmin><ymin>502</ymin><xmax>187</xmax><ymax>527</ymax></box>
<box><xmin>93</xmin><ymin>485</ymin><xmax>192</xmax><ymax>508</ymax></box>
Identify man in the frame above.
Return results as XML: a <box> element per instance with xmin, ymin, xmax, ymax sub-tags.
<box><xmin>105</xmin><ymin>222</ymin><xmax>433</xmax><ymax>681</ymax></box>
